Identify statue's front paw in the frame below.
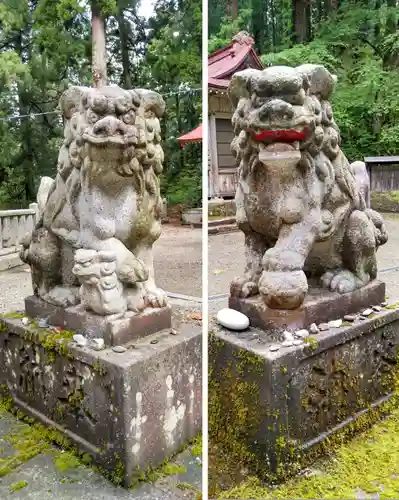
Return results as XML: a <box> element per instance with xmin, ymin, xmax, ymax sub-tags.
<box><xmin>259</xmin><ymin>270</ymin><xmax>308</xmax><ymax>309</ymax></box>
<box><xmin>145</xmin><ymin>287</ymin><xmax>168</xmax><ymax>308</ymax></box>
<box><xmin>263</xmin><ymin>248</ymin><xmax>304</xmax><ymax>272</ymax></box>
<box><xmin>230</xmin><ymin>275</ymin><xmax>259</xmax><ymax>298</ymax></box>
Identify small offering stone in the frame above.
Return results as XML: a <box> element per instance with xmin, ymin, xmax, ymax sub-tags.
<box><xmin>112</xmin><ymin>345</ymin><xmax>127</xmax><ymax>353</ymax></box>
<box><xmin>328</xmin><ymin>319</ymin><xmax>342</xmax><ymax>328</ymax></box>
<box><xmin>295</xmin><ymin>329</ymin><xmax>309</xmax><ymax>338</ymax></box>
<box><xmin>73</xmin><ymin>334</ymin><xmax>87</xmax><ymax>347</ymax></box>
<box><xmin>269</xmin><ymin>344</ymin><xmax>281</xmax><ymax>352</ymax></box>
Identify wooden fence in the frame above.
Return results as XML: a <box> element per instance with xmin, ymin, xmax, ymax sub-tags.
<box><xmin>365</xmin><ymin>156</ymin><xmax>399</xmax><ymax>192</ymax></box>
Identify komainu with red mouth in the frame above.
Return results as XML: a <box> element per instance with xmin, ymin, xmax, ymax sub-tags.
<box><xmin>20</xmin><ymin>85</ymin><xmax>168</xmax><ymax>314</ymax></box>
<box><xmin>228</xmin><ymin>64</ymin><xmax>388</xmax><ymax>309</ymax></box>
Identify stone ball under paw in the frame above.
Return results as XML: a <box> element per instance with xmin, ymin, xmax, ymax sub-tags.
<box><xmin>259</xmin><ymin>270</ymin><xmax>308</xmax><ymax>310</ymax></box>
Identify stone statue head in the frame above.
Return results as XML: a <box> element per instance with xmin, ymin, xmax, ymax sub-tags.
<box><xmin>229</xmin><ymin>64</ymin><xmax>339</xmax><ymax>168</ymax></box>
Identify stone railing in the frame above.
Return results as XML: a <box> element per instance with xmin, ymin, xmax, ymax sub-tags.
<box><xmin>0</xmin><ymin>203</ymin><xmax>38</xmax><ymax>270</ymax></box>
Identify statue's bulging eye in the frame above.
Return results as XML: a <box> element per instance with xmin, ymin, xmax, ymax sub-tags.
<box><xmin>92</xmin><ymin>95</ymin><xmax>107</xmax><ymax>114</ymax></box>
<box><xmin>122</xmin><ymin>110</ymin><xmax>135</xmax><ymax>124</ymax></box>
<box><xmin>87</xmin><ymin>111</ymin><xmax>98</xmax><ymax>124</ymax></box>
<box><xmin>115</xmin><ymin>98</ymin><xmax>129</xmax><ymax>115</ymax></box>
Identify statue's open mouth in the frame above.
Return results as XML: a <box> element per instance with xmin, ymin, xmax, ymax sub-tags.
<box><xmin>82</xmin><ymin>133</ymin><xmax>136</xmax><ymax>147</ymax></box>
<box><xmin>249</xmin><ymin>128</ymin><xmax>308</xmax><ymax>143</ymax></box>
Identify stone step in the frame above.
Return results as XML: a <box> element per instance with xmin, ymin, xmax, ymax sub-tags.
<box><xmin>0</xmin><ymin>252</ymin><xmax>22</xmax><ymax>271</ymax></box>
<box><xmin>208</xmin><ymin>223</ymin><xmax>238</xmax><ymax>235</ymax></box>
<box><xmin>208</xmin><ymin>216</ymin><xmax>235</xmax><ymax>227</ymax></box>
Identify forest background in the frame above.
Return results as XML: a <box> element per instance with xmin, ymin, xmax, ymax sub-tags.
<box><xmin>0</xmin><ymin>0</ymin><xmax>202</xmax><ymax>210</ymax></box>
<box><xmin>209</xmin><ymin>0</ymin><xmax>399</xmax><ymax>170</ymax></box>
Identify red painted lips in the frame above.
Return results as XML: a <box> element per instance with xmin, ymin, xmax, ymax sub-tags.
<box><xmin>250</xmin><ymin>128</ymin><xmax>308</xmax><ymax>142</ymax></box>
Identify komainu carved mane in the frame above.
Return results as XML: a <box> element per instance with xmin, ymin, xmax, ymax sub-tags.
<box><xmin>228</xmin><ymin>64</ymin><xmax>387</xmax><ymax>309</ymax></box>
<box><xmin>21</xmin><ymin>85</ymin><xmax>168</xmax><ymax>315</ymax></box>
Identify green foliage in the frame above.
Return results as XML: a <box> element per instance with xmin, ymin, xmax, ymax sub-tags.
<box><xmin>211</xmin><ymin>0</ymin><xmax>399</xmax><ymax>164</ymax></box>
<box><xmin>208</xmin><ymin>9</ymin><xmax>252</xmax><ymax>53</ymax></box>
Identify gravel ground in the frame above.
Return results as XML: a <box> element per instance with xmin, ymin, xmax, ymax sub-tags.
<box><xmin>0</xmin><ymin>225</ymin><xmax>202</xmax><ymax>315</ymax></box>
<box><xmin>208</xmin><ymin>213</ymin><xmax>399</xmax><ymax>299</ymax></box>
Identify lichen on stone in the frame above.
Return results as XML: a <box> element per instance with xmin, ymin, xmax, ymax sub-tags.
<box><xmin>8</xmin><ymin>480</ymin><xmax>28</xmax><ymax>493</ymax></box>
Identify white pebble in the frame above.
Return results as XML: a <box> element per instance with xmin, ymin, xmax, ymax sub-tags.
<box><xmin>90</xmin><ymin>338</ymin><xmax>105</xmax><ymax>351</ymax></box>
<box><xmin>216</xmin><ymin>308</ymin><xmax>249</xmax><ymax>331</ymax></box>
<box><xmin>112</xmin><ymin>345</ymin><xmax>127</xmax><ymax>353</ymax></box>
<box><xmin>283</xmin><ymin>330</ymin><xmax>294</xmax><ymax>341</ymax></box>
<box><xmin>73</xmin><ymin>334</ymin><xmax>87</xmax><ymax>347</ymax></box>
<box><xmin>328</xmin><ymin>319</ymin><xmax>342</xmax><ymax>328</ymax></box>
<box><xmin>21</xmin><ymin>317</ymin><xmax>30</xmax><ymax>326</ymax></box>
<box><xmin>372</xmin><ymin>305</ymin><xmax>382</xmax><ymax>312</ymax></box>
<box><xmin>293</xmin><ymin>339</ymin><xmax>303</xmax><ymax>345</ymax></box>
<box><xmin>269</xmin><ymin>344</ymin><xmax>280</xmax><ymax>352</ymax></box>
<box><xmin>282</xmin><ymin>340</ymin><xmax>293</xmax><ymax>347</ymax></box>
<box><xmin>362</xmin><ymin>308</ymin><xmax>373</xmax><ymax>316</ymax></box>
<box><xmin>295</xmin><ymin>329</ymin><xmax>309</xmax><ymax>338</ymax></box>
<box><xmin>309</xmin><ymin>323</ymin><xmax>319</xmax><ymax>334</ymax></box>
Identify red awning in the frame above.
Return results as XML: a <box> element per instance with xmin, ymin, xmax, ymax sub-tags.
<box><xmin>178</xmin><ymin>123</ymin><xmax>203</xmax><ymax>147</ymax></box>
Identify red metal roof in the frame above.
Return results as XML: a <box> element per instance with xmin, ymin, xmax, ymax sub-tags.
<box><xmin>208</xmin><ymin>31</ymin><xmax>263</xmax><ymax>89</ymax></box>
<box><xmin>178</xmin><ymin>123</ymin><xmax>202</xmax><ymax>147</ymax></box>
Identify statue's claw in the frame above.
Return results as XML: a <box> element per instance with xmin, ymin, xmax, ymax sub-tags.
<box><xmin>320</xmin><ymin>269</ymin><xmax>366</xmax><ymax>294</ymax></box>
<box><xmin>230</xmin><ymin>275</ymin><xmax>259</xmax><ymax>298</ymax></box>
<box><xmin>144</xmin><ymin>287</ymin><xmax>168</xmax><ymax>308</ymax></box>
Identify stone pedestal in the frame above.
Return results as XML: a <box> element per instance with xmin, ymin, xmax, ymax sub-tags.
<box><xmin>210</xmin><ymin>302</ymin><xmax>399</xmax><ymax>478</ymax></box>
<box><xmin>0</xmin><ymin>315</ymin><xmax>201</xmax><ymax>487</ymax></box>
<box><xmin>229</xmin><ymin>280</ymin><xmax>386</xmax><ymax>331</ymax></box>
<box><xmin>25</xmin><ymin>295</ymin><xmax>172</xmax><ymax>346</ymax></box>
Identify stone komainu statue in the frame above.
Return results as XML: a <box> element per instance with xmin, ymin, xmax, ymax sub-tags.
<box><xmin>21</xmin><ymin>85</ymin><xmax>167</xmax><ymax>316</ymax></box>
<box><xmin>228</xmin><ymin>64</ymin><xmax>388</xmax><ymax>310</ymax></box>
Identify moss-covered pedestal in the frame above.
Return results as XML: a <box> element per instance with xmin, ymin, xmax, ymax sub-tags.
<box><xmin>210</xmin><ymin>304</ymin><xmax>399</xmax><ymax>485</ymax></box>
<box><xmin>0</xmin><ymin>314</ymin><xmax>201</xmax><ymax>487</ymax></box>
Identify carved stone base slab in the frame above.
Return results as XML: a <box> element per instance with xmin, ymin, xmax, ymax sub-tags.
<box><xmin>0</xmin><ymin>316</ymin><xmax>201</xmax><ymax>487</ymax></box>
<box><xmin>25</xmin><ymin>295</ymin><xmax>172</xmax><ymax>346</ymax></box>
<box><xmin>229</xmin><ymin>280</ymin><xmax>386</xmax><ymax>331</ymax></box>
<box><xmin>210</xmin><ymin>304</ymin><xmax>399</xmax><ymax>477</ymax></box>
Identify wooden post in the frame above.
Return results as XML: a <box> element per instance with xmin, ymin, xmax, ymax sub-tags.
<box><xmin>209</xmin><ymin>113</ymin><xmax>220</xmax><ymax>198</ymax></box>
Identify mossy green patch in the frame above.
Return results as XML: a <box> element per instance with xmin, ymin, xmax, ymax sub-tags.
<box><xmin>0</xmin><ymin>414</ymin><xmax>52</xmax><ymax>477</ymax></box>
<box><xmin>54</xmin><ymin>451</ymin><xmax>81</xmax><ymax>472</ymax></box>
<box><xmin>0</xmin><ymin>312</ymin><xmax>25</xmax><ymax>319</ymax></box>
<box><xmin>0</xmin><ymin>316</ymin><xmax>75</xmax><ymax>360</ymax></box>
<box><xmin>0</xmin><ymin>396</ymin><xmax>95</xmax><ymax>482</ymax></box>
<box><xmin>385</xmin><ymin>302</ymin><xmax>399</xmax><ymax>310</ymax></box>
<box><xmin>220</xmin><ymin>404</ymin><xmax>399</xmax><ymax>499</ymax></box>
<box><xmin>190</xmin><ymin>434</ymin><xmax>202</xmax><ymax>457</ymax></box>
<box><xmin>209</xmin><ymin>332</ymin><xmax>266</xmax><ymax>497</ymax></box>
<box><xmin>160</xmin><ymin>462</ymin><xmax>186</xmax><ymax>475</ymax></box>
<box><xmin>9</xmin><ymin>480</ymin><xmax>28</xmax><ymax>493</ymax></box>
<box><xmin>304</xmin><ymin>336</ymin><xmax>318</xmax><ymax>350</ymax></box>
<box><xmin>176</xmin><ymin>481</ymin><xmax>201</xmax><ymax>493</ymax></box>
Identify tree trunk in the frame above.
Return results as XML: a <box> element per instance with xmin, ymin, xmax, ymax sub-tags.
<box><xmin>386</xmin><ymin>0</ymin><xmax>396</xmax><ymax>34</ymax></box>
<box><xmin>292</xmin><ymin>0</ymin><xmax>310</xmax><ymax>43</ymax></box>
<box><xmin>117</xmin><ymin>9</ymin><xmax>132</xmax><ymax>89</ymax></box>
<box><xmin>232</xmin><ymin>0</ymin><xmax>238</xmax><ymax>19</ymax></box>
<box><xmin>15</xmin><ymin>30</ymin><xmax>35</xmax><ymax>204</ymax></box>
<box><xmin>92</xmin><ymin>1</ymin><xmax>107</xmax><ymax>88</ymax></box>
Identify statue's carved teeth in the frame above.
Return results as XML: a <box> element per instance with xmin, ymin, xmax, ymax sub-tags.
<box><xmin>82</xmin><ymin>133</ymin><xmax>135</xmax><ymax>147</ymax></box>
<box><xmin>250</xmin><ymin>127</ymin><xmax>308</xmax><ymax>143</ymax></box>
